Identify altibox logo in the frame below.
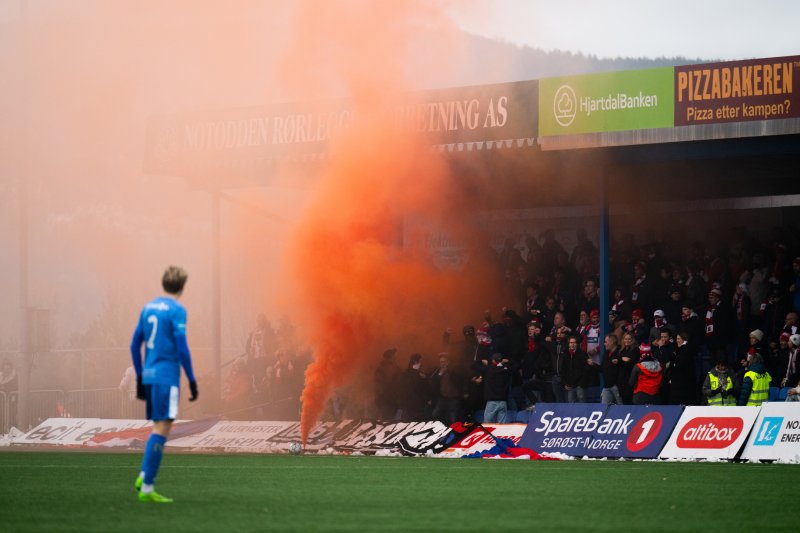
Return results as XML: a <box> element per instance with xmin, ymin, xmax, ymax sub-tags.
<box><xmin>676</xmin><ymin>417</ymin><xmax>743</xmax><ymax>449</ymax></box>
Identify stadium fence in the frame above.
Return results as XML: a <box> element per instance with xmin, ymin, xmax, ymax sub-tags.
<box><xmin>0</xmin><ymin>388</ymin><xmax>141</xmax><ymax>431</ymax></box>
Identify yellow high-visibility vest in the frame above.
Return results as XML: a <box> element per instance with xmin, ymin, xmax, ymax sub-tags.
<box><xmin>708</xmin><ymin>373</ymin><xmax>735</xmax><ymax>406</ymax></box>
<box><xmin>744</xmin><ymin>370</ymin><xmax>771</xmax><ymax>406</ymax></box>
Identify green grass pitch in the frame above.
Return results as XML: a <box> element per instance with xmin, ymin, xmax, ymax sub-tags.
<box><xmin>0</xmin><ymin>451</ymin><xmax>797</xmax><ymax>532</ymax></box>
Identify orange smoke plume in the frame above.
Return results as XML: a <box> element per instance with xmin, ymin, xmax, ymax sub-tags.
<box><xmin>275</xmin><ymin>1</ymin><xmax>503</xmax><ymax>442</ymax></box>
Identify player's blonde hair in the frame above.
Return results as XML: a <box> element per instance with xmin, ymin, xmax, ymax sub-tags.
<box><xmin>162</xmin><ymin>265</ymin><xmax>188</xmax><ymax>295</ymax></box>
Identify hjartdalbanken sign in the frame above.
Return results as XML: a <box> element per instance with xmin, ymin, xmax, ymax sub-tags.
<box><xmin>675</xmin><ymin>56</ymin><xmax>800</xmax><ymax>126</ymax></box>
<box><xmin>144</xmin><ymin>81</ymin><xmax>538</xmax><ymax>185</ymax></box>
<box><xmin>538</xmin><ymin>68</ymin><xmax>674</xmax><ymax>136</ymax></box>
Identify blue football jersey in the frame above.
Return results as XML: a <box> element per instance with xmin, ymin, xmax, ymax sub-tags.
<box><xmin>133</xmin><ymin>296</ymin><xmax>188</xmax><ymax>386</ymax></box>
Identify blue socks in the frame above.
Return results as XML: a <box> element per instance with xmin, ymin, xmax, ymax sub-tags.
<box><xmin>141</xmin><ymin>434</ymin><xmax>167</xmax><ymax>485</ymax></box>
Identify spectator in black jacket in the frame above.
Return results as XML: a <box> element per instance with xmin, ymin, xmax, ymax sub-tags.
<box><xmin>680</xmin><ymin>302</ymin><xmax>704</xmax><ymax>381</ymax></box>
<box><xmin>560</xmin><ymin>334</ymin><xmax>589</xmax><ymax>403</ymax></box>
<box><xmin>663</xmin><ymin>284</ymin><xmax>684</xmax><ymax>328</ymax></box>
<box><xmin>666</xmin><ymin>331</ymin><xmax>697</xmax><ymax>405</ymax></box>
<box><xmin>578</xmin><ymin>278</ymin><xmax>600</xmax><ymax>317</ymax></box>
<box><xmin>521</xmin><ymin>320</ymin><xmax>554</xmax><ymax>405</ymax></box>
<box><xmin>374</xmin><ymin>348</ymin><xmax>401</xmax><ymax>421</ymax></box>
<box><xmin>429</xmin><ymin>354</ymin><xmax>466</xmax><ymax>425</ymax></box>
<box><xmin>545</xmin><ymin>313</ymin><xmax>571</xmax><ymax>403</ymax></box>
<box><xmin>617</xmin><ymin>332</ymin><xmax>640</xmax><ymax>404</ymax></box>
<box><xmin>399</xmin><ymin>354</ymin><xmax>430</xmax><ymax>422</ymax></box>
<box><xmin>474</xmin><ymin>353</ymin><xmax>517</xmax><ymax>423</ymax></box>
<box><xmin>442</xmin><ymin>325</ymin><xmax>479</xmax><ymax>373</ymax></box>
<box><xmin>652</xmin><ymin>328</ymin><xmax>675</xmax><ymax>367</ymax></box>
<box><xmin>703</xmin><ymin>288</ymin><xmax>735</xmax><ymax>368</ymax></box>
<box><xmin>600</xmin><ymin>334</ymin><xmax>623</xmax><ymax>404</ymax></box>
<box><xmin>684</xmin><ymin>261</ymin><xmax>708</xmax><ymax>313</ymax></box>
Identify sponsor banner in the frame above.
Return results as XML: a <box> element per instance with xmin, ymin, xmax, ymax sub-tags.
<box><xmin>581</xmin><ymin>405</ymin><xmax>684</xmax><ymax>459</ymax></box>
<box><xmin>539</xmin><ymin>67</ymin><xmax>674</xmax><ymax>136</ymax></box>
<box><xmin>659</xmin><ymin>406</ymin><xmax>760</xmax><ymax>460</ymax></box>
<box><xmin>171</xmin><ymin>419</ymin><xmax>451</xmax><ymax>454</ymax></box>
<box><xmin>145</xmin><ymin>80</ymin><xmax>538</xmax><ymax>184</ymax></box>
<box><xmin>333</xmin><ymin>421</ymin><xmax>451</xmax><ymax>453</ymax></box>
<box><xmin>438</xmin><ymin>423</ymin><xmax>527</xmax><ymax>458</ymax></box>
<box><xmin>398</xmin><ymin>421</ymin><xmax>470</xmax><ymax>456</ymax></box>
<box><xmin>675</xmin><ymin>55</ymin><xmax>800</xmax><ymax>126</ymax></box>
<box><xmin>169</xmin><ymin>421</ymin><xmax>296</xmax><ymax>451</ymax></box>
<box><xmin>15</xmin><ymin>418</ymin><xmax>151</xmax><ymax>446</ymax></box>
<box><xmin>518</xmin><ymin>404</ymin><xmax>683</xmax><ymax>458</ymax></box>
<box><xmin>12</xmin><ymin>418</ymin><xmax>452</xmax><ymax>454</ymax></box>
<box><xmin>740</xmin><ymin>402</ymin><xmax>800</xmax><ymax>462</ymax></box>
<box><xmin>87</xmin><ymin>418</ymin><xmax>219</xmax><ymax>448</ymax></box>
<box><xmin>171</xmin><ymin>420</ymin><xmax>372</xmax><ymax>453</ymax></box>
<box><xmin>518</xmin><ymin>403</ymin><xmax>609</xmax><ymax>455</ymax></box>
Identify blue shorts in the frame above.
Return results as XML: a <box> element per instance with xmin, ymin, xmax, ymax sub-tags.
<box><xmin>145</xmin><ymin>384</ymin><xmax>180</xmax><ymax>421</ymax></box>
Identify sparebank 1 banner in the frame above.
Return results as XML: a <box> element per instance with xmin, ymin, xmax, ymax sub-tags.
<box><xmin>518</xmin><ymin>403</ymin><xmax>609</xmax><ymax>456</ymax></box>
<box><xmin>675</xmin><ymin>55</ymin><xmax>800</xmax><ymax>126</ymax></box>
<box><xmin>539</xmin><ymin>67</ymin><xmax>674</xmax><ymax>136</ymax></box>
<box><xmin>518</xmin><ymin>404</ymin><xmax>682</xmax><ymax>458</ymax></box>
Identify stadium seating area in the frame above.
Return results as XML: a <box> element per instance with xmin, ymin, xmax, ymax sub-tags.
<box><xmin>769</xmin><ymin>387</ymin><xmax>793</xmax><ymax>401</ymax></box>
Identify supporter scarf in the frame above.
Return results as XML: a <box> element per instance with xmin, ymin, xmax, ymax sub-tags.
<box><xmin>705</xmin><ymin>301</ymin><xmax>719</xmax><ymax>337</ymax></box>
<box><xmin>787</xmin><ymin>349</ymin><xmax>798</xmax><ymax>382</ymax></box>
<box><xmin>654</xmin><ymin>318</ymin><xmax>666</xmax><ymax>329</ymax></box>
<box><xmin>528</xmin><ymin>338</ymin><xmax>537</xmax><ymax>352</ymax></box>
<box><xmin>785</xmin><ymin>348</ymin><xmax>798</xmax><ymax>385</ymax></box>
<box><xmin>735</xmin><ymin>294</ymin><xmax>746</xmax><ymax>321</ymax></box>
<box><xmin>577</xmin><ymin>325</ymin><xmax>590</xmax><ymax>353</ymax></box>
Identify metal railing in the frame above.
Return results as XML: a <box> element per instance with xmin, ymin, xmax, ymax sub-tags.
<box><xmin>27</xmin><ymin>389</ymin><xmax>66</xmax><ymax>428</ymax></box>
<box><xmin>65</xmin><ymin>388</ymin><xmax>141</xmax><ymax>420</ymax></box>
<box><xmin>0</xmin><ymin>388</ymin><xmax>140</xmax><ymax>432</ymax></box>
<box><xmin>0</xmin><ymin>392</ymin><xmax>13</xmax><ymax>433</ymax></box>
<box><xmin>1</xmin><ymin>386</ymin><xmax>294</xmax><ymax>432</ymax></box>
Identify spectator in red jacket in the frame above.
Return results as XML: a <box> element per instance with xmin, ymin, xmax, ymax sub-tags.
<box><xmin>630</xmin><ymin>343</ymin><xmax>662</xmax><ymax>405</ymax></box>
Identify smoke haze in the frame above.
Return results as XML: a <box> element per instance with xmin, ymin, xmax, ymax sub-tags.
<box><xmin>0</xmin><ymin>1</ymin><xmax>520</xmax><ymax>426</ymax></box>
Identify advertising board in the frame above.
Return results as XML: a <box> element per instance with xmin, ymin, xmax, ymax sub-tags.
<box><xmin>539</xmin><ymin>68</ymin><xmax>674</xmax><ymax>136</ymax></box>
<box><xmin>675</xmin><ymin>56</ymin><xmax>800</xmax><ymax>126</ymax></box>
<box><xmin>658</xmin><ymin>406</ymin><xmax>760</xmax><ymax>460</ymax></box>
<box><xmin>740</xmin><ymin>402</ymin><xmax>800</xmax><ymax>461</ymax></box>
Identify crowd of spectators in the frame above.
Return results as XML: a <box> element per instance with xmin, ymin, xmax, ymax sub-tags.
<box><xmin>220</xmin><ymin>314</ymin><xmax>309</xmax><ymax>420</ymax></box>
<box><xmin>369</xmin><ymin>224</ymin><xmax>800</xmax><ymax>424</ymax></box>
<box><xmin>219</xmin><ymin>224</ymin><xmax>800</xmax><ymax>424</ymax></box>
